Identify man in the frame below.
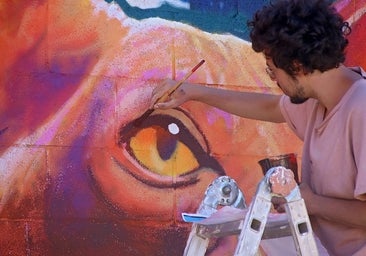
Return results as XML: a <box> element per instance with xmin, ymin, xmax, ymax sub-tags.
<box><xmin>150</xmin><ymin>0</ymin><xmax>366</xmax><ymax>255</ymax></box>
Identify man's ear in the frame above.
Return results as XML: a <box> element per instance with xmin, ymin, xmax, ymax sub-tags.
<box><xmin>292</xmin><ymin>60</ymin><xmax>306</xmax><ymax>74</ymax></box>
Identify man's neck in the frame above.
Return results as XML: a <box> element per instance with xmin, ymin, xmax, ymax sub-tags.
<box><xmin>306</xmin><ymin>65</ymin><xmax>361</xmax><ymax>116</ymax></box>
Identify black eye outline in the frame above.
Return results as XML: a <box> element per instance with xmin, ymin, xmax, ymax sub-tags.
<box><xmin>117</xmin><ymin>108</ymin><xmax>226</xmax><ymax>188</ymax></box>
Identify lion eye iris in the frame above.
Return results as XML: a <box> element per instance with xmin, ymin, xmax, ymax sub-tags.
<box><xmin>129</xmin><ymin>125</ymin><xmax>199</xmax><ymax>177</ymax></box>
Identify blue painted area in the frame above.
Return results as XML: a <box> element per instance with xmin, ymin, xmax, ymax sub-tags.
<box><xmin>104</xmin><ymin>0</ymin><xmax>271</xmax><ymax>40</ymax></box>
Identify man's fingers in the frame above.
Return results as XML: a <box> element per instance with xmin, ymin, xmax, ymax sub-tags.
<box><xmin>151</xmin><ymin>79</ymin><xmax>176</xmax><ymax>106</ymax></box>
<box><xmin>271</xmin><ymin>196</ymin><xmax>287</xmax><ymax>204</ymax></box>
<box><xmin>271</xmin><ymin>196</ymin><xmax>287</xmax><ymax>213</ymax></box>
<box><xmin>154</xmin><ymin>101</ymin><xmax>170</xmax><ymax>109</ymax></box>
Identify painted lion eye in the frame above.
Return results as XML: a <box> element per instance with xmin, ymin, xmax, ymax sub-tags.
<box><xmin>118</xmin><ymin>108</ymin><xmax>225</xmax><ymax>188</ymax></box>
<box><xmin>128</xmin><ymin>125</ymin><xmax>200</xmax><ymax>176</ymax></box>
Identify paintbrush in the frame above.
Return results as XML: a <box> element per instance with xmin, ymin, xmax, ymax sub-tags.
<box><xmin>132</xmin><ymin>59</ymin><xmax>205</xmax><ymax>127</ymax></box>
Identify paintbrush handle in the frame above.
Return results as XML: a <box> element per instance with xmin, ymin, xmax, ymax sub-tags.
<box><xmin>156</xmin><ymin>59</ymin><xmax>205</xmax><ymax>103</ymax></box>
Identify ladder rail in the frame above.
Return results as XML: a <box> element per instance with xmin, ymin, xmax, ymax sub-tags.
<box><xmin>234</xmin><ymin>179</ymin><xmax>272</xmax><ymax>256</ymax></box>
<box><xmin>183</xmin><ymin>176</ymin><xmax>246</xmax><ymax>256</ymax></box>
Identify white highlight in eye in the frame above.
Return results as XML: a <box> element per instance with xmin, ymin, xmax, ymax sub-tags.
<box><xmin>168</xmin><ymin>123</ymin><xmax>179</xmax><ymax>135</ymax></box>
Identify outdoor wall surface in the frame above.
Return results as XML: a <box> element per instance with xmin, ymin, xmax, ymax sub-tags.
<box><xmin>0</xmin><ymin>0</ymin><xmax>365</xmax><ymax>255</ymax></box>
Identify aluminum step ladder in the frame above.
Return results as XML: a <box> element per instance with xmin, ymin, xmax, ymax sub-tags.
<box><xmin>183</xmin><ymin>167</ymin><xmax>319</xmax><ymax>256</ymax></box>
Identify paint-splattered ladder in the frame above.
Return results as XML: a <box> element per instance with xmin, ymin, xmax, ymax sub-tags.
<box><xmin>183</xmin><ymin>169</ymin><xmax>319</xmax><ymax>256</ymax></box>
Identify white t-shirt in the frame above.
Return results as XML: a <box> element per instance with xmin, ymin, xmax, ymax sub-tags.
<box><xmin>279</xmin><ymin>67</ymin><xmax>366</xmax><ymax>256</ymax></box>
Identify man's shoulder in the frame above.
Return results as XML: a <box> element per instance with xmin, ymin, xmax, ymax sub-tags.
<box><xmin>344</xmin><ymin>76</ymin><xmax>366</xmax><ymax>114</ymax></box>
<box><xmin>348</xmin><ymin>66</ymin><xmax>366</xmax><ymax>79</ymax></box>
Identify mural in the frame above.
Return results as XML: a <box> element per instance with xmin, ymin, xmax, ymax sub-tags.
<box><xmin>0</xmin><ymin>0</ymin><xmax>365</xmax><ymax>255</ymax></box>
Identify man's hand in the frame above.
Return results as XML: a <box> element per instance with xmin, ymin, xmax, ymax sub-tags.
<box><xmin>271</xmin><ymin>196</ymin><xmax>287</xmax><ymax>213</ymax></box>
<box><xmin>150</xmin><ymin>79</ymin><xmax>191</xmax><ymax>109</ymax></box>
<box><xmin>271</xmin><ymin>182</ymin><xmax>315</xmax><ymax>214</ymax></box>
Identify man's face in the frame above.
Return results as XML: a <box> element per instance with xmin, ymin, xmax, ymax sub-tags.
<box><xmin>265</xmin><ymin>58</ymin><xmax>309</xmax><ymax>104</ymax></box>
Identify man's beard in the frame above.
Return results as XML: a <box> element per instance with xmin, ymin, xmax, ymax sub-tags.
<box><xmin>287</xmin><ymin>82</ymin><xmax>308</xmax><ymax>104</ymax></box>
<box><xmin>276</xmin><ymin>82</ymin><xmax>309</xmax><ymax>104</ymax></box>
<box><xmin>290</xmin><ymin>96</ymin><xmax>309</xmax><ymax>104</ymax></box>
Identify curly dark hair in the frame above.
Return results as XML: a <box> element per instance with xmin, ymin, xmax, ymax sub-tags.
<box><xmin>248</xmin><ymin>0</ymin><xmax>351</xmax><ymax>77</ymax></box>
